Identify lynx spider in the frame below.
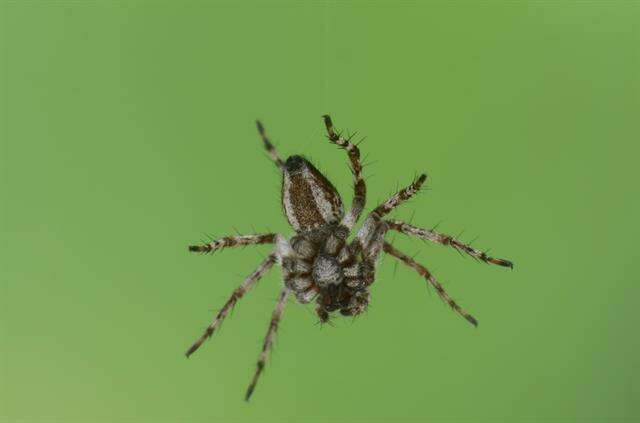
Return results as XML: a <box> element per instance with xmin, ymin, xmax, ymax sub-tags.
<box><xmin>186</xmin><ymin>115</ymin><xmax>513</xmax><ymax>400</ymax></box>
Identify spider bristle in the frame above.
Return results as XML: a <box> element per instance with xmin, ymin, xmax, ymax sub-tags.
<box><xmin>408</xmin><ymin>210</ymin><xmax>417</xmax><ymax>225</ymax></box>
<box><xmin>355</xmin><ymin>136</ymin><xmax>367</xmax><ymax>147</ymax></box>
<box><xmin>453</xmin><ymin>246</ymin><xmax>466</xmax><ymax>258</ymax></box>
<box><xmin>361</xmin><ymin>159</ymin><xmax>378</xmax><ymax>169</ymax></box>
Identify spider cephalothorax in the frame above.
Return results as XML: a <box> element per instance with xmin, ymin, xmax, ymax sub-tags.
<box><xmin>186</xmin><ymin>116</ymin><xmax>513</xmax><ymax>400</ymax></box>
<box><xmin>283</xmin><ymin>222</ymin><xmax>373</xmax><ymax>322</ymax></box>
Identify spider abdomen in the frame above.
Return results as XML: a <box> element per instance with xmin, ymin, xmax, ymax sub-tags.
<box><xmin>282</xmin><ymin>155</ymin><xmax>344</xmax><ymax>232</ymax></box>
<box><xmin>283</xmin><ymin>224</ymin><xmax>372</xmax><ymax>321</ymax></box>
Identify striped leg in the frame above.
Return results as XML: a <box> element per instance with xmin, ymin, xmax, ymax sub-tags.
<box><xmin>372</xmin><ymin>174</ymin><xmax>427</xmax><ymax>218</ymax></box>
<box><xmin>386</xmin><ymin>220</ymin><xmax>513</xmax><ymax>268</ymax></box>
<box><xmin>185</xmin><ymin>254</ymin><xmax>277</xmax><ymax>357</ymax></box>
<box><xmin>188</xmin><ymin>233</ymin><xmax>276</xmax><ymax>253</ymax></box>
<box><xmin>256</xmin><ymin>120</ymin><xmax>285</xmax><ymax>171</ymax></box>
<box><xmin>383</xmin><ymin>242</ymin><xmax>478</xmax><ymax>327</ymax></box>
<box><xmin>352</xmin><ymin>174</ymin><xmax>426</xmax><ymax>261</ymax></box>
<box><xmin>323</xmin><ymin>115</ymin><xmax>366</xmax><ymax>230</ymax></box>
<box><xmin>245</xmin><ymin>287</ymin><xmax>290</xmax><ymax>401</ymax></box>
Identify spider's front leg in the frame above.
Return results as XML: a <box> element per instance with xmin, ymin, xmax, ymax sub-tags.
<box><xmin>345</xmin><ymin>174</ymin><xmax>428</xmax><ymax>292</ymax></box>
<box><xmin>323</xmin><ymin>115</ymin><xmax>366</xmax><ymax>230</ymax></box>
<box><xmin>256</xmin><ymin>120</ymin><xmax>285</xmax><ymax>171</ymax></box>
<box><xmin>372</xmin><ymin>173</ymin><xmax>427</xmax><ymax>218</ymax></box>
<box><xmin>353</xmin><ymin>173</ymin><xmax>428</xmax><ymax>262</ymax></box>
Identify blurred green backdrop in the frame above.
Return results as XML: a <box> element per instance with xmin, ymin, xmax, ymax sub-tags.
<box><xmin>1</xmin><ymin>1</ymin><xmax>638</xmax><ymax>422</ymax></box>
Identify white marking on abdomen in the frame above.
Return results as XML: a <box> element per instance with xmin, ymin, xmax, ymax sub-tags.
<box><xmin>303</xmin><ymin>168</ymin><xmax>335</xmax><ymax>223</ymax></box>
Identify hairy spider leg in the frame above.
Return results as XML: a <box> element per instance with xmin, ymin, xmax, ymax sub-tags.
<box><xmin>372</xmin><ymin>173</ymin><xmax>427</xmax><ymax>218</ymax></box>
<box><xmin>386</xmin><ymin>220</ymin><xmax>513</xmax><ymax>268</ymax></box>
<box><xmin>188</xmin><ymin>233</ymin><xmax>276</xmax><ymax>253</ymax></box>
<box><xmin>256</xmin><ymin>120</ymin><xmax>285</xmax><ymax>171</ymax></box>
<box><xmin>344</xmin><ymin>174</ymin><xmax>428</xmax><ymax>292</ymax></box>
<box><xmin>245</xmin><ymin>287</ymin><xmax>290</xmax><ymax>401</ymax></box>
<box><xmin>185</xmin><ymin>253</ymin><xmax>277</xmax><ymax>357</ymax></box>
<box><xmin>383</xmin><ymin>242</ymin><xmax>478</xmax><ymax>327</ymax></box>
<box><xmin>322</xmin><ymin>115</ymin><xmax>367</xmax><ymax>230</ymax></box>
<box><xmin>353</xmin><ymin>173</ymin><xmax>427</xmax><ymax>259</ymax></box>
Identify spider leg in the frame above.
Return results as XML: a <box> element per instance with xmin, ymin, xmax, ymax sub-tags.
<box><xmin>245</xmin><ymin>287</ymin><xmax>290</xmax><ymax>401</ymax></box>
<box><xmin>188</xmin><ymin>233</ymin><xmax>276</xmax><ymax>253</ymax></box>
<box><xmin>351</xmin><ymin>172</ymin><xmax>431</xmax><ymax>286</ymax></box>
<box><xmin>256</xmin><ymin>120</ymin><xmax>285</xmax><ymax>171</ymax></box>
<box><xmin>353</xmin><ymin>174</ymin><xmax>427</xmax><ymax>253</ymax></box>
<box><xmin>383</xmin><ymin>241</ymin><xmax>478</xmax><ymax>327</ymax></box>
<box><xmin>185</xmin><ymin>253</ymin><xmax>277</xmax><ymax>357</ymax></box>
<box><xmin>357</xmin><ymin>214</ymin><xmax>389</xmax><ymax>262</ymax></box>
<box><xmin>322</xmin><ymin>115</ymin><xmax>366</xmax><ymax>230</ymax></box>
<box><xmin>386</xmin><ymin>220</ymin><xmax>513</xmax><ymax>268</ymax></box>
<box><xmin>372</xmin><ymin>173</ymin><xmax>427</xmax><ymax>218</ymax></box>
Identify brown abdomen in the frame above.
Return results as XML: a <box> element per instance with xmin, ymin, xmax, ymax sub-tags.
<box><xmin>282</xmin><ymin>155</ymin><xmax>343</xmax><ymax>232</ymax></box>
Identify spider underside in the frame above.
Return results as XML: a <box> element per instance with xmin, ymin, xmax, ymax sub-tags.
<box><xmin>186</xmin><ymin>116</ymin><xmax>513</xmax><ymax>400</ymax></box>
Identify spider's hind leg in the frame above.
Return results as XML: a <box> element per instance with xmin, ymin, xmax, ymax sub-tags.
<box><xmin>256</xmin><ymin>120</ymin><xmax>285</xmax><ymax>171</ymax></box>
<box><xmin>245</xmin><ymin>287</ymin><xmax>290</xmax><ymax>401</ymax></box>
<box><xmin>386</xmin><ymin>220</ymin><xmax>513</xmax><ymax>268</ymax></box>
<box><xmin>383</xmin><ymin>241</ymin><xmax>478</xmax><ymax>327</ymax></box>
<box><xmin>185</xmin><ymin>253</ymin><xmax>277</xmax><ymax>357</ymax></box>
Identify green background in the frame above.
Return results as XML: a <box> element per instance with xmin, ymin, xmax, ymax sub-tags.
<box><xmin>2</xmin><ymin>1</ymin><xmax>638</xmax><ymax>422</ymax></box>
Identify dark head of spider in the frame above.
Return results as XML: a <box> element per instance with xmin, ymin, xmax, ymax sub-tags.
<box><xmin>281</xmin><ymin>155</ymin><xmax>371</xmax><ymax>323</ymax></box>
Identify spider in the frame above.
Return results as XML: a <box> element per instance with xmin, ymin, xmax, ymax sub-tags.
<box><xmin>185</xmin><ymin>115</ymin><xmax>512</xmax><ymax>401</ymax></box>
